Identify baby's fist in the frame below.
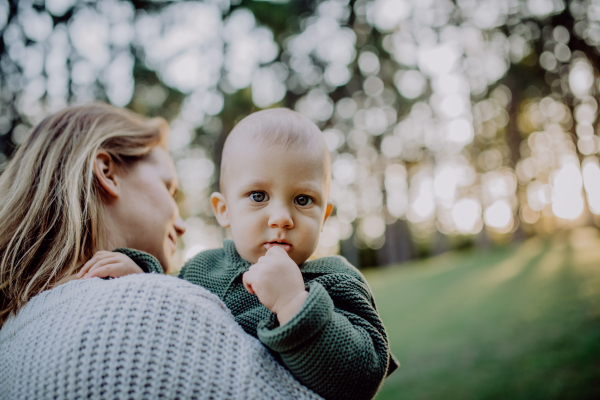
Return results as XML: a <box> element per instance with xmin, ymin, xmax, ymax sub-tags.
<box><xmin>242</xmin><ymin>246</ymin><xmax>308</xmax><ymax>325</ymax></box>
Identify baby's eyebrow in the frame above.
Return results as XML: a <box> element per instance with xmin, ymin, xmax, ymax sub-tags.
<box><xmin>295</xmin><ymin>183</ymin><xmax>324</xmax><ymax>195</ymax></box>
<box><xmin>241</xmin><ymin>179</ymin><xmax>272</xmax><ymax>189</ymax></box>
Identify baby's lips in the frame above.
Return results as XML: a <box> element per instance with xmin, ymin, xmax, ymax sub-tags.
<box><xmin>264</xmin><ymin>242</ymin><xmax>292</xmax><ymax>252</ymax></box>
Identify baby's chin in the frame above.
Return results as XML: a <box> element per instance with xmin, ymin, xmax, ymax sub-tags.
<box><xmin>238</xmin><ymin>249</ymin><xmax>261</xmax><ymax>265</ymax></box>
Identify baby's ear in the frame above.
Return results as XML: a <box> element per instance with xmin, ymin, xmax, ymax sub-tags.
<box><xmin>210</xmin><ymin>192</ymin><xmax>230</xmax><ymax>228</ymax></box>
<box><xmin>324</xmin><ymin>202</ymin><xmax>334</xmax><ymax>222</ymax></box>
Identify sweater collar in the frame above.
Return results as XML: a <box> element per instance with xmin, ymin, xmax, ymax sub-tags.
<box><xmin>223</xmin><ymin>240</ymin><xmax>252</xmax><ymax>272</ymax></box>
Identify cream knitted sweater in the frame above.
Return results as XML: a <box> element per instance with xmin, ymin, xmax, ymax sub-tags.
<box><xmin>0</xmin><ymin>274</ymin><xmax>322</xmax><ymax>400</ymax></box>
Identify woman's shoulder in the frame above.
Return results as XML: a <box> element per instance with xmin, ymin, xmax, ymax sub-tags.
<box><xmin>0</xmin><ymin>275</ymin><xmax>322</xmax><ymax>400</ymax></box>
<box><xmin>1</xmin><ymin>275</ymin><xmax>231</xmax><ymax>339</ymax></box>
<box><xmin>89</xmin><ymin>274</ymin><xmax>232</xmax><ymax>316</ymax></box>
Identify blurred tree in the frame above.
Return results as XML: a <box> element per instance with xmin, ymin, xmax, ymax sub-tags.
<box><xmin>2</xmin><ymin>0</ymin><xmax>600</xmax><ymax>267</ymax></box>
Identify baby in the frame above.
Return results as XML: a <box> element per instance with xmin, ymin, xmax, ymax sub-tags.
<box><xmin>80</xmin><ymin>108</ymin><xmax>398</xmax><ymax>400</ymax></box>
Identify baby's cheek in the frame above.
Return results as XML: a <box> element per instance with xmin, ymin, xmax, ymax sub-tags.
<box><xmin>302</xmin><ymin>224</ymin><xmax>322</xmax><ymax>254</ymax></box>
<box><xmin>234</xmin><ymin>234</ymin><xmax>263</xmax><ymax>264</ymax></box>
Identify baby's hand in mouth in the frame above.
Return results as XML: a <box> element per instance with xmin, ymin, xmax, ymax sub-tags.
<box><xmin>242</xmin><ymin>246</ymin><xmax>308</xmax><ymax>326</ymax></box>
<box><xmin>264</xmin><ymin>241</ymin><xmax>292</xmax><ymax>253</ymax></box>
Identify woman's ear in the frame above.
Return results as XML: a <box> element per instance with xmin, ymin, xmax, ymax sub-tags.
<box><xmin>93</xmin><ymin>150</ymin><xmax>120</xmax><ymax>199</ymax></box>
<box><xmin>211</xmin><ymin>192</ymin><xmax>230</xmax><ymax>228</ymax></box>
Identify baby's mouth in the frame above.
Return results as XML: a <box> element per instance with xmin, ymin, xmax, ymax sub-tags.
<box><xmin>264</xmin><ymin>241</ymin><xmax>292</xmax><ymax>252</ymax></box>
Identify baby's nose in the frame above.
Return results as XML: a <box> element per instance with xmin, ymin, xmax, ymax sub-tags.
<box><xmin>268</xmin><ymin>206</ymin><xmax>294</xmax><ymax>229</ymax></box>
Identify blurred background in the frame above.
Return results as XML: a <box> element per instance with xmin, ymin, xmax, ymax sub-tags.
<box><xmin>0</xmin><ymin>0</ymin><xmax>599</xmax><ymax>398</ymax></box>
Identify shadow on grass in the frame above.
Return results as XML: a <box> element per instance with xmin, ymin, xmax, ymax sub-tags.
<box><xmin>367</xmin><ymin>230</ymin><xmax>600</xmax><ymax>400</ymax></box>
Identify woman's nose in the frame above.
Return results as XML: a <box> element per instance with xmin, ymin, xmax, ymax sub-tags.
<box><xmin>174</xmin><ymin>215</ymin><xmax>186</xmax><ymax>236</ymax></box>
<box><xmin>268</xmin><ymin>205</ymin><xmax>294</xmax><ymax>229</ymax></box>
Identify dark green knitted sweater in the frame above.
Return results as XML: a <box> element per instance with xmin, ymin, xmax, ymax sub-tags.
<box><xmin>117</xmin><ymin>242</ymin><xmax>399</xmax><ymax>400</ymax></box>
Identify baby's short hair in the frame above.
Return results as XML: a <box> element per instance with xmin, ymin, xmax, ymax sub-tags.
<box><xmin>226</xmin><ymin>108</ymin><xmax>321</xmax><ymax>148</ymax></box>
<box><xmin>220</xmin><ymin>108</ymin><xmax>330</xmax><ymax>191</ymax></box>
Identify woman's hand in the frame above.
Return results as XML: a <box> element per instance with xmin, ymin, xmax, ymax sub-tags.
<box><xmin>77</xmin><ymin>251</ymin><xmax>143</xmax><ymax>279</ymax></box>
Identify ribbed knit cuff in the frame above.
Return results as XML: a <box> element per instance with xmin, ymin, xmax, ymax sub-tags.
<box><xmin>257</xmin><ymin>281</ymin><xmax>333</xmax><ymax>353</ymax></box>
<box><xmin>113</xmin><ymin>248</ymin><xmax>165</xmax><ymax>274</ymax></box>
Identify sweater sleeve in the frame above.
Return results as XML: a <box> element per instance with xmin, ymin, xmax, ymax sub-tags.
<box><xmin>257</xmin><ymin>275</ymin><xmax>394</xmax><ymax>400</ymax></box>
<box><xmin>112</xmin><ymin>248</ymin><xmax>165</xmax><ymax>274</ymax></box>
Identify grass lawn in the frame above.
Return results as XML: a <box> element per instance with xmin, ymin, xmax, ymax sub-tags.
<box><xmin>365</xmin><ymin>227</ymin><xmax>600</xmax><ymax>400</ymax></box>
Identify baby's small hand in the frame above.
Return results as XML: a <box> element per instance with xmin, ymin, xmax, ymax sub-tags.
<box><xmin>242</xmin><ymin>246</ymin><xmax>308</xmax><ymax>326</ymax></box>
<box><xmin>77</xmin><ymin>251</ymin><xmax>143</xmax><ymax>279</ymax></box>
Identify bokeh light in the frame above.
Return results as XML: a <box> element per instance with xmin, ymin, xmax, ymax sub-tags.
<box><xmin>552</xmin><ymin>163</ymin><xmax>585</xmax><ymax>220</ymax></box>
<box><xmin>3</xmin><ymin>0</ymin><xmax>600</xmax><ymax>266</ymax></box>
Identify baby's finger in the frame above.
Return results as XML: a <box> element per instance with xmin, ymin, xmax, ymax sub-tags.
<box><xmin>84</xmin><ymin>264</ymin><xmax>118</xmax><ymax>279</ymax></box>
<box><xmin>78</xmin><ymin>254</ymin><xmax>106</xmax><ymax>277</ymax></box>
<box><xmin>83</xmin><ymin>257</ymin><xmax>119</xmax><ymax>278</ymax></box>
<box><xmin>265</xmin><ymin>246</ymin><xmax>287</xmax><ymax>256</ymax></box>
<box><xmin>77</xmin><ymin>251</ymin><xmax>115</xmax><ymax>277</ymax></box>
<box><xmin>256</xmin><ymin>253</ymin><xmax>269</xmax><ymax>263</ymax></box>
<box><xmin>242</xmin><ymin>271</ymin><xmax>255</xmax><ymax>294</ymax></box>
<box><xmin>247</xmin><ymin>262</ymin><xmax>264</xmax><ymax>272</ymax></box>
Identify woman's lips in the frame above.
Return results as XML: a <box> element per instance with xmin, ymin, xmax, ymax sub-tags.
<box><xmin>264</xmin><ymin>242</ymin><xmax>292</xmax><ymax>252</ymax></box>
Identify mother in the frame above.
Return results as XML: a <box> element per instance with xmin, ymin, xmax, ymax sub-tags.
<box><xmin>0</xmin><ymin>104</ymin><xmax>320</xmax><ymax>399</ymax></box>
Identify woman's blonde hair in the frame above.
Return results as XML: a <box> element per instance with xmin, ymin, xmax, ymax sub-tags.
<box><xmin>0</xmin><ymin>103</ymin><xmax>168</xmax><ymax>327</ymax></box>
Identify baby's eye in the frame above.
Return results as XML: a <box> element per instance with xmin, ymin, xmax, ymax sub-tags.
<box><xmin>250</xmin><ymin>191</ymin><xmax>269</xmax><ymax>203</ymax></box>
<box><xmin>295</xmin><ymin>195</ymin><xmax>313</xmax><ymax>206</ymax></box>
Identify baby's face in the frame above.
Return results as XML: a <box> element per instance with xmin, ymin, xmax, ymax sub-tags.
<box><xmin>216</xmin><ymin>142</ymin><xmax>331</xmax><ymax>265</ymax></box>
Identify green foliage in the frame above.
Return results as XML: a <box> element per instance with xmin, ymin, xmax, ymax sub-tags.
<box><xmin>4</xmin><ymin>0</ymin><xmax>600</xmax><ymax>264</ymax></box>
<box><xmin>241</xmin><ymin>0</ymin><xmax>302</xmax><ymax>38</ymax></box>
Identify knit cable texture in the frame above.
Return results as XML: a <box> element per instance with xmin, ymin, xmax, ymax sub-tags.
<box><xmin>177</xmin><ymin>240</ymin><xmax>399</xmax><ymax>400</ymax></box>
<box><xmin>0</xmin><ymin>274</ymin><xmax>322</xmax><ymax>400</ymax></box>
